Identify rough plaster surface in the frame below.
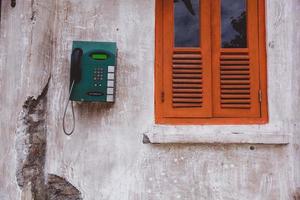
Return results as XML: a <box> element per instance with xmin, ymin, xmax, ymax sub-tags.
<box><xmin>0</xmin><ymin>0</ymin><xmax>300</xmax><ymax>200</ymax></box>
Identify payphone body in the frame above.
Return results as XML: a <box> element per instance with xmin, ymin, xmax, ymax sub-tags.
<box><xmin>70</xmin><ymin>41</ymin><xmax>117</xmax><ymax>102</ymax></box>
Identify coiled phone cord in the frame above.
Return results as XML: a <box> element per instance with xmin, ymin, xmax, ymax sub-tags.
<box><xmin>63</xmin><ymin>81</ymin><xmax>76</xmax><ymax>136</ymax></box>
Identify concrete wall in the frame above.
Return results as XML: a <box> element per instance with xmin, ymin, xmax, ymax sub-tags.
<box><xmin>0</xmin><ymin>0</ymin><xmax>300</xmax><ymax>199</ymax></box>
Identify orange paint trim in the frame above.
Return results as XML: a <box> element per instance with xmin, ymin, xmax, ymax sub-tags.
<box><xmin>155</xmin><ymin>0</ymin><xmax>164</xmax><ymax>123</ymax></box>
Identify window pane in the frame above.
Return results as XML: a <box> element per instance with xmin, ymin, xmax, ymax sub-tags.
<box><xmin>174</xmin><ymin>0</ymin><xmax>200</xmax><ymax>47</ymax></box>
<box><xmin>221</xmin><ymin>0</ymin><xmax>247</xmax><ymax>48</ymax></box>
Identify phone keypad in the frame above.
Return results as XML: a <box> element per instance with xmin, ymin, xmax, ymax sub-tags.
<box><xmin>93</xmin><ymin>67</ymin><xmax>104</xmax><ymax>83</ymax></box>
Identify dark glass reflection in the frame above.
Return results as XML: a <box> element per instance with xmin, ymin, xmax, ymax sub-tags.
<box><xmin>174</xmin><ymin>0</ymin><xmax>200</xmax><ymax>47</ymax></box>
<box><xmin>221</xmin><ymin>0</ymin><xmax>247</xmax><ymax>48</ymax></box>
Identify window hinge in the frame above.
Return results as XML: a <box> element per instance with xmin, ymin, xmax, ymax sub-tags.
<box><xmin>161</xmin><ymin>91</ymin><xmax>165</xmax><ymax>103</ymax></box>
<box><xmin>259</xmin><ymin>90</ymin><xmax>262</xmax><ymax>102</ymax></box>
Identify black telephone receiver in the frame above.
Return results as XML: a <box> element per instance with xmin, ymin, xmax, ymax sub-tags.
<box><xmin>70</xmin><ymin>48</ymin><xmax>83</xmax><ymax>84</ymax></box>
<box><xmin>64</xmin><ymin>48</ymin><xmax>83</xmax><ymax>136</ymax></box>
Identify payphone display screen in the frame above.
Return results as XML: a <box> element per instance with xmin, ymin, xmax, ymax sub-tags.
<box><xmin>91</xmin><ymin>53</ymin><xmax>108</xmax><ymax>60</ymax></box>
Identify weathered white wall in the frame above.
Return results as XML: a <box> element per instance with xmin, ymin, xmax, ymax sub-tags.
<box><xmin>1</xmin><ymin>0</ymin><xmax>300</xmax><ymax>199</ymax></box>
<box><xmin>0</xmin><ymin>0</ymin><xmax>55</xmax><ymax>199</ymax></box>
<box><xmin>291</xmin><ymin>0</ymin><xmax>300</xmax><ymax>191</ymax></box>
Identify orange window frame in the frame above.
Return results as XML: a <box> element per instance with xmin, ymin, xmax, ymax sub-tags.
<box><xmin>155</xmin><ymin>0</ymin><xmax>268</xmax><ymax>125</ymax></box>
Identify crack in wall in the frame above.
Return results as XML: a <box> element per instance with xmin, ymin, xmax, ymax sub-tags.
<box><xmin>30</xmin><ymin>0</ymin><xmax>36</xmax><ymax>22</ymax></box>
<box><xmin>15</xmin><ymin>77</ymin><xmax>82</xmax><ymax>200</ymax></box>
<box><xmin>0</xmin><ymin>0</ymin><xmax>2</xmax><ymax>24</ymax></box>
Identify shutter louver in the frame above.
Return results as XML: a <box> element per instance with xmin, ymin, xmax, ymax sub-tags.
<box><xmin>220</xmin><ymin>52</ymin><xmax>251</xmax><ymax>109</ymax></box>
<box><xmin>213</xmin><ymin>48</ymin><xmax>260</xmax><ymax>118</ymax></box>
<box><xmin>172</xmin><ymin>51</ymin><xmax>203</xmax><ymax>108</ymax></box>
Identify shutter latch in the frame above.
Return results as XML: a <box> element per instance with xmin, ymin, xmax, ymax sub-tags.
<box><xmin>161</xmin><ymin>91</ymin><xmax>165</xmax><ymax>103</ymax></box>
<box><xmin>258</xmin><ymin>90</ymin><xmax>262</xmax><ymax>102</ymax></box>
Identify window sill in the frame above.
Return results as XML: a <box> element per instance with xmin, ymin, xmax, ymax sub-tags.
<box><xmin>143</xmin><ymin>127</ymin><xmax>290</xmax><ymax>145</ymax></box>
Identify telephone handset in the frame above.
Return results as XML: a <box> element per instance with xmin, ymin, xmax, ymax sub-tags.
<box><xmin>70</xmin><ymin>48</ymin><xmax>83</xmax><ymax>84</ymax></box>
<box><xmin>62</xmin><ymin>48</ymin><xmax>83</xmax><ymax>136</ymax></box>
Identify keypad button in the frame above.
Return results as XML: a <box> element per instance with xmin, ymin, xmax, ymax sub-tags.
<box><xmin>108</xmin><ymin>66</ymin><xmax>115</xmax><ymax>73</ymax></box>
<box><xmin>107</xmin><ymin>81</ymin><xmax>114</xmax><ymax>87</ymax></box>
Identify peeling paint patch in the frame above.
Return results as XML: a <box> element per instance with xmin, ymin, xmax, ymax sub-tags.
<box><xmin>15</xmin><ymin>77</ymin><xmax>82</xmax><ymax>199</ymax></box>
<box><xmin>15</xmin><ymin>78</ymin><xmax>50</xmax><ymax>199</ymax></box>
<box><xmin>294</xmin><ymin>188</ymin><xmax>300</xmax><ymax>200</ymax></box>
<box><xmin>47</xmin><ymin>174</ymin><xmax>82</xmax><ymax>200</ymax></box>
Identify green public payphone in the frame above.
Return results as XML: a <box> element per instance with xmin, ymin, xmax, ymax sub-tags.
<box><xmin>70</xmin><ymin>41</ymin><xmax>117</xmax><ymax>102</ymax></box>
<box><xmin>63</xmin><ymin>41</ymin><xmax>117</xmax><ymax>135</ymax></box>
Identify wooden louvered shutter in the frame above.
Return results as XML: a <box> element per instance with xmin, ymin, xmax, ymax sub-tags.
<box><xmin>211</xmin><ymin>0</ymin><xmax>261</xmax><ymax>118</ymax></box>
<box><xmin>161</xmin><ymin>0</ymin><xmax>212</xmax><ymax>118</ymax></box>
